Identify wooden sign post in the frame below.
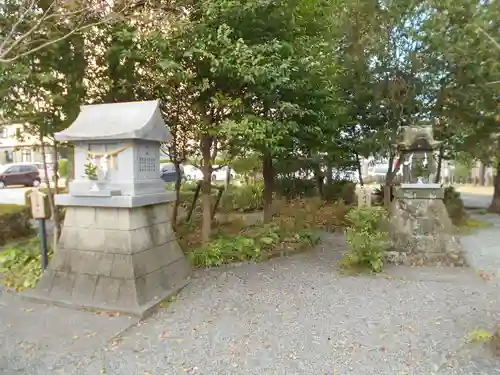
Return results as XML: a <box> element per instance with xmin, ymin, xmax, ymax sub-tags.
<box><xmin>28</xmin><ymin>189</ymin><xmax>50</xmax><ymax>270</ymax></box>
<box><xmin>357</xmin><ymin>187</ymin><xmax>372</xmax><ymax>208</ymax></box>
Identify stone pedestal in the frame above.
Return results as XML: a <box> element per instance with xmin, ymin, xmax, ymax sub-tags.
<box><xmin>387</xmin><ymin>184</ymin><xmax>467</xmax><ymax>267</ymax></box>
<box><xmin>26</xmin><ymin>203</ymin><xmax>190</xmax><ymax>317</ymax></box>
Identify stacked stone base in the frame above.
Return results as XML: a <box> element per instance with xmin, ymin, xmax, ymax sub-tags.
<box><xmin>25</xmin><ymin>203</ymin><xmax>190</xmax><ymax>317</ymax></box>
<box><xmin>388</xmin><ymin>198</ymin><xmax>467</xmax><ymax>267</ymax></box>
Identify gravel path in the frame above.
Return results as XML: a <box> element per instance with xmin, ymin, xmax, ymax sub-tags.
<box><xmin>2</xmin><ymin>226</ymin><xmax>500</xmax><ymax>374</ymax></box>
<box><xmin>461</xmin><ymin>212</ymin><xmax>500</xmax><ymax>283</ymax></box>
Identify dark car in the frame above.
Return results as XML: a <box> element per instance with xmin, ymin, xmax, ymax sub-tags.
<box><xmin>0</xmin><ymin>163</ymin><xmax>41</xmax><ymax>188</ymax></box>
<box><xmin>160</xmin><ymin>163</ymin><xmax>184</xmax><ymax>183</ymax></box>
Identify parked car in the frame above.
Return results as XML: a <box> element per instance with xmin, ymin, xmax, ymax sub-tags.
<box><xmin>160</xmin><ymin>163</ymin><xmax>184</xmax><ymax>183</ymax></box>
<box><xmin>211</xmin><ymin>165</ymin><xmax>235</xmax><ymax>182</ymax></box>
<box><xmin>183</xmin><ymin>164</ymin><xmax>203</xmax><ymax>181</ymax></box>
<box><xmin>0</xmin><ymin>163</ymin><xmax>41</xmax><ymax>188</ymax></box>
<box><xmin>32</xmin><ymin>162</ymin><xmax>59</xmax><ymax>182</ymax></box>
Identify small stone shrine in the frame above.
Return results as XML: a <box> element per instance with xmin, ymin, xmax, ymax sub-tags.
<box><xmin>27</xmin><ymin>100</ymin><xmax>190</xmax><ymax>317</ymax></box>
<box><xmin>387</xmin><ymin>125</ymin><xmax>467</xmax><ymax>267</ymax></box>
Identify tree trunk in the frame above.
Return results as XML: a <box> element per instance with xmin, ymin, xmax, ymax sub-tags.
<box><xmin>40</xmin><ymin>137</ymin><xmax>59</xmax><ymax>251</ymax></box>
<box><xmin>488</xmin><ymin>163</ymin><xmax>500</xmax><ymax>213</ymax></box>
<box><xmin>224</xmin><ymin>165</ymin><xmax>232</xmax><ymax>190</ymax></box>
<box><xmin>355</xmin><ymin>153</ymin><xmax>364</xmax><ymax>186</ymax></box>
<box><xmin>200</xmin><ymin>134</ymin><xmax>213</xmax><ymax>242</ymax></box>
<box><xmin>171</xmin><ymin>161</ymin><xmax>182</xmax><ymax>230</ymax></box>
<box><xmin>434</xmin><ymin>145</ymin><xmax>444</xmax><ymax>183</ymax></box>
<box><xmin>326</xmin><ymin>160</ymin><xmax>333</xmax><ymax>186</ymax></box>
<box><xmin>479</xmin><ymin>162</ymin><xmax>486</xmax><ymax>186</ymax></box>
<box><xmin>313</xmin><ymin>163</ymin><xmax>324</xmax><ymax>197</ymax></box>
<box><xmin>384</xmin><ymin>154</ymin><xmax>396</xmax><ymax>207</ymax></box>
<box><xmin>262</xmin><ymin>152</ymin><xmax>274</xmax><ymax>223</ymax></box>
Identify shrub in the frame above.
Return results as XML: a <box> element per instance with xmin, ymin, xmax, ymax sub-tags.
<box><xmin>188</xmin><ymin>235</ymin><xmax>262</xmax><ymax>267</ymax></box>
<box><xmin>275</xmin><ymin>178</ymin><xmax>317</xmax><ymax>199</ymax></box>
<box><xmin>340</xmin><ymin>206</ymin><xmax>390</xmax><ymax>273</ymax></box>
<box><xmin>275</xmin><ymin>198</ymin><xmax>349</xmax><ymax>232</ymax></box>
<box><xmin>187</xmin><ymin>222</ymin><xmax>318</xmax><ymax>267</ymax></box>
<box><xmin>0</xmin><ymin>237</ymin><xmax>51</xmax><ymax>291</ymax></box>
<box><xmin>220</xmin><ymin>182</ymin><xmax>264</xmax><ymax>212</ymax></box>
<box><xmin>323</xmin><ymin>180</ymin><xmax>356</xmax><ymax>204</ymax></box>
<box><xmin>443</xmin><ymin>186</ymin><xmax>467</xmax><ymax>225</ymax></box>
<box><xmin>0</xmin><ymin>205</ymin><xmax>33</xmax><ymax>246</ymax></box>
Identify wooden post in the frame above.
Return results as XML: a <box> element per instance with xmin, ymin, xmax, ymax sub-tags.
<box><xmin>357</xmin><ymin>187</ymin><xmax>372</xmax><ymax>208</ymax></box>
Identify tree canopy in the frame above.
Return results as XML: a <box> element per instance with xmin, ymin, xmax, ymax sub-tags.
<box><xmin>1</xmin><ymin>0</ymin><xmax>499</xmax><ymax>238</ymax></box>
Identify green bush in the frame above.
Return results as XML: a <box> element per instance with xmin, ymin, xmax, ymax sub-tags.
<box><xmin>58</xmin><ymin>159</ymin><xmax>68</xmax><ymax>178</ymax></box>
<box><xmin>220</xmin><ymin>182</ymin><xmax>264</xmax><ymax>212</ymax></box>
<box><xmin>340</xmin><ymin>206</ymin><xmax>390</xmax><ymax>273</ymax></box>
<box><xmin>0</xmin><ymin>237</ymin><xmax>52</xmax><ymax>291</ymax></box>
<box><xmin>188</xmin><ymin>235</ymin><xmax>262</xmax><ymax>267</ymax></box>
<box><xmin>188</xmin><ymin>223</ymin><xmax>317</xmax><ymax>267</ymax></box>
<box><xmin>275</xmin><ymin>178</ymin><xmax>317</xmax><ymax>199</ymax></box>
<box><xmin>0</xmin><ymin>205</ymin><xmax>33</xmax><ymax>246</ymax></box>
<box><xmin>444</xmin><ymin>186</ymin><xmax>467</xmax><ymax>225</ymax></box>
<box><xmin>323</xmin><ymin>180</ymin><xmax>356</xmax><ymax>204</ymax></box>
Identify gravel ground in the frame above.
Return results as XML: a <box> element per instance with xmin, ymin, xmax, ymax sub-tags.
<box><xmin>461</xmin><ymin>212</ymin><xmax>500</xmax><ymax>284</ymax></box>
<box><xmin>2</xmin><ymin>226</ymin><xmax>500</xmax><ymax>375</ymax></box>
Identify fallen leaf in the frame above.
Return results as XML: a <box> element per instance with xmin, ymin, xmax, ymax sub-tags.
<box><xmin>479</xmin><ymin>271</ymin><xmax>491</xmax><ymax>281</ymax></box>
<box><xmin>96</xmin><ymin>311</ymin><xmax>121</xmax><ymax>317</ymax></box>
<box><xmin>159</xmin><ymin>332</ymin><xmax>169</xmax><ymax>339</ymax></box>
<box><xmin>22</xmin><ymin>308</ymin><xmax>34</xmax><ymax>312</ymax></box>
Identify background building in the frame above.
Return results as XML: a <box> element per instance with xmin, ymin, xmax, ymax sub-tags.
<box><xmin>0</xmin><ymin>124</ymin><xmax>55</xmax><ymax>165</ymax></box>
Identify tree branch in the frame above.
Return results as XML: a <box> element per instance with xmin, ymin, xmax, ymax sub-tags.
<box><xmin>0</xmin><ymin>0</ymin><xmax>141</xmax><ymax>63</ymax></box>
<box><xmin>475</xmin><ymin>25</ymin><xmax>500</xmax><ymax>52</ymax></box>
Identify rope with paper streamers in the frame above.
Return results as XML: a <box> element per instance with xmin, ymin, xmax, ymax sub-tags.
<box><xmin>77</xmin><ymin>143</ymin><xmax>132</xmax><ymax>169</ymax></box>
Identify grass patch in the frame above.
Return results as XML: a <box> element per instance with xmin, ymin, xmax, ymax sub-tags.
<box><xmin>0</xmin><ymin>236</ymin><xmax>52</xmax><ymax>291</ymax></box>
<box><xmin>467</xmin><ymin>329</ymin><xmax>493</xmax><ymax>343</ymax></box>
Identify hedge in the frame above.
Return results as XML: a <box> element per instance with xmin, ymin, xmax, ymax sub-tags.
<box><xmin>0</xmin><ymin>204</ymin><xmax>33</xmax><ymax>246</ymax></box>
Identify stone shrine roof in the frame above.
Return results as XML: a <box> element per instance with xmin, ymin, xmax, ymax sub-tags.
<box><xmin>55</xmin><ymin>100</ymin><xmax>171</xmax><ymax>142</ymax></box>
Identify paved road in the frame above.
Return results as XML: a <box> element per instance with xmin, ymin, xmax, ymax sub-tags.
<box><xmin>459</xmin><ymin>192</ymin><xmax>491</xmax><ymax>209</ymax></box>
<box><xmin>0</xmin><ymin>186</ymin><xmax>31</xmax><ymax>205</ymax></box>
<box><xmin>0</xmin><ymin>180</ymin><xmax>66</xmax><ymax>206</ymax></box>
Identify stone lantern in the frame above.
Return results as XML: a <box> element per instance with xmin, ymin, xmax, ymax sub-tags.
<box><xmin>387</xmin><ymin>125</ymin><xmax>467</xmax><ymax>267</ymax></box>
<box><xmin>27</xmin><ymin>100</ymin><xmax>190</xmax><ymax>317</ymax></box>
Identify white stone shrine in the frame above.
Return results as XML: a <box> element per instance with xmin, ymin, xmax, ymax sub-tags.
<box><xmin>27</xmin><ymin>100</ymin><xmax>190</xmax><ymax>317</ymax></box>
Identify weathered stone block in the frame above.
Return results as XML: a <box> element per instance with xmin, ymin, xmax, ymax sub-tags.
<box><xmin>74</xmin><ymin>228</ymin><xmax>106</xmax><ymax>251</ymax></box>
<box><xmin>34</xmin><ymin>269</ymin><xmax>54</xmax><ymax>296</ymax></box>
<box><xmin>111</xmin><ymin>254</ymin><xmax>135</xmax><ymax>279</ymax></box>
<box><xmin>29</xmin><ymin>204</ymin><xmax>190</xmax><ymax>317</ymax></box>
<box><xmin>72</xmin><ymin>274</ymin><xmax>98</xmax><ymax>302</ymax></box>
<box><xmin>388</xmin><ymin>197</ymin><xmax>468</xmax><ymax>267</ymax></box>
<box><xmin>50</xmin><ymin>271</ymin><xmax>76</xmax><ymax>300</ymax></box>
<box><xmin>149</xmin><ymin>222</ymin><xmax>175</xmax><ymax>246</ymax></box>
<box><xmin>95</xmin><ymin>207</ymin><xmax>121</xmax><ymax>230</ymax></box>
<box><xmin>102</xmin><ymin>230</ymin><xmax>133</xmax><ymax>254</ymax></box>
<box><xmin>49</xmin><ymin>250</ymin><xmax>70</xmax><ymax>272</ymax></box>
<box><xmin>93</xmin><ymin>276</ymin><xmax>120</xmax><ymax>305</ymax></box>
<box><xmin>73</xmin><ymin>206</ymin><xmax>97</xmax><ymax>228</ymax></box>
